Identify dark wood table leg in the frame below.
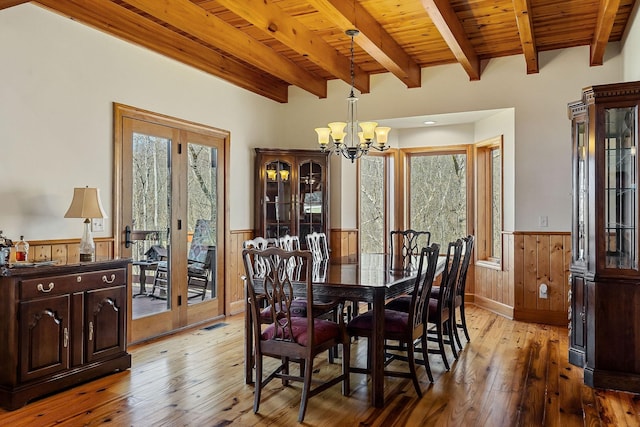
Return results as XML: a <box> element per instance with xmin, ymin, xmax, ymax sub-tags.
<box><xmin>372</xmin><ymin>289</ymin><xmax>385</xmax><ymax>408</ymax></box>
<box><xmin>244</xmin><ymin>281</ymin><xmax>254</xmax><ymax>385</ymax></box>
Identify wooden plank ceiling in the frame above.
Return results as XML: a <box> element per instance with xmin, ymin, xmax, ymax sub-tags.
<box><xmin>5</xmin><ymin>0</ymin><xmax>636</xmax><ymax>103</ymax></box>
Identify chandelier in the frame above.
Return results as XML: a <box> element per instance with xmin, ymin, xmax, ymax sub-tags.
<box><xmin>315</xmin><ymin>29</ymin><xmax>391</xmax><ymax>163</ymax></box>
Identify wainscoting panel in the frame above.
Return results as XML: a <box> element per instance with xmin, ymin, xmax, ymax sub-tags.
<box><xmin>473</xmin><ymin>232</ymin><xmax>513</xmax><ymax>319</ymax></box>
<box><xmin>512</xmin><ymin>232</ymin><xmax>571</xmax><ymax>325</ymax></box>
<box><xmin>7</xmin><ymin>238</ymin><xmax>113</xmax><ymax>264</ymax></box>
<box><xmin>227</xmin><ymin>230</ymin><xmax>254</xmax><ymax>315</ymax></box>
<box><xmin>329</xmin><ymin>228</ymin><xmax>358</xmax><ymax>263</ymax></box>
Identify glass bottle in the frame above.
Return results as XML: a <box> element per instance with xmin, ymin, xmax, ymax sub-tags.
<box><xmin>15</xmin><ymin>235</ymin><xmax>29</xmax><ymax>262</ymax></box>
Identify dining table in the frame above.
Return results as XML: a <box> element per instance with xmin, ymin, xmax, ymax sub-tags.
<box><xmin>244</xmin><ymin>252</ymin><xmax>445</xmax><ymax>408</ymax></box>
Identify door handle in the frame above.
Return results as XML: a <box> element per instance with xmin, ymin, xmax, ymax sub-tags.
<box><xmin>125</xmin><ymin>225</ymin><xmax>133</xmax><ymax>248</ymax></box>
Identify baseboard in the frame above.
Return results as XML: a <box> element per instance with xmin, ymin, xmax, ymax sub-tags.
<box><xmin>473</xmin><ymin>295</ymin><xmax>514</xmax><ymax>320</ymax></box>
<box><xmin>514</xmin><ymin>308</ymin><xmax>567</xmax><ymax>326</ymax></box>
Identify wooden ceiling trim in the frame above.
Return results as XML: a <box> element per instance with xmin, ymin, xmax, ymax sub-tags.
<box><xmin>421</xmin><ymin>0</ymin><xmax>481</xmax><ymax>81</ymax></box>
<box><xmin>512</xmin><ymin>0</ymin><xmax>539</xmax><ymax>74</ymax></box>
<box><xmin>34</xmin><ymin>0</ymin><xmax>289</xmax><ymax>102</ymax></box>
<box><xmin>0</xmin><ymin>0</ymin><xmax>28</xmax><ymax>10</ymax></box>
<box><xmin>119</xmin><ymin>0</ymin><xmax>327</xmax><ymax>98</ymax></box>
<box><xmin>590</xmin><ymin>0</ymin><xmax>622</xmax><ymax>66</ymax></box>
<box><xmin>309</xmin><ymin>0</ymin><xmax>422</xmax><ymax>88</ymax></box>
<box><xmin>215</xmin><ymin>0</ymin><xmax>370</xmax><ymax>94</ymax></box>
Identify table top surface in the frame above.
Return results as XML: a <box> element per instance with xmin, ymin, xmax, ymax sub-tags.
<box><xmin>307</xmin><ymin>253</ymin><xmax>445</xmax><ymax>290</ymax></box>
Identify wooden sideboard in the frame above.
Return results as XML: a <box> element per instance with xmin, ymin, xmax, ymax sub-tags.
<box><xmin>0</xmin><ymin>259</ymin><xmax>131</xmax><ymax>410</ymax></box>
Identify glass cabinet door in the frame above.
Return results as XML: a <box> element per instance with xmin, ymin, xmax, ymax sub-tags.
<box><xmin>573</xmin><ymin>119</ymin><xmax>588</xmax><ymax>264</ymax></box>
<box><xmin>298</xmin><ymin>160</ymin><xmax>324</xmax><ymax>245</ymax></box>
<box><xmin>264</xmin><ymin>159</ymin><xmax>293</xmax><ymax>238</ymax></box>
<box><xmin>604</xmin><ymin>106</ymin><xmax>638</xmax><ymax>270</ymax></box>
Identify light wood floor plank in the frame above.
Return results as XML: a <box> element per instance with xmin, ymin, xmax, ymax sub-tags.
<box><xmin>1</xmin><ymin>306</ymin><xmax>638</xmax><ymax>426</ymax></box>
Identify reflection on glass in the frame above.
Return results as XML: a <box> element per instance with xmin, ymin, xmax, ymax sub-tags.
<box><xmin>604</xmin><ymin>107</ymin><xmax>637</xmax><ymax>269</ymax></box>
<box><xmin>131</xmin><ymin>132</ymin><xmax>171</xmax><ymax>319</ymax></box>
<box><xmin>265</xmin><ymin>160</ymin><xmax>293</xmax><ymax>238</ymax></box>
<box><xmin>187</xmin><ymin>143</ymin><xmax>218</xmax><ymax>304</ymax></box>
<box><xmin>298</xmin><ymin>161</ymin><xmax>323</xmax><ymax>244</ymax></box>
<box><xmin>576</xmin><ymin>121</ymin><xmax>587</xmax><ymax>261</ymax></box>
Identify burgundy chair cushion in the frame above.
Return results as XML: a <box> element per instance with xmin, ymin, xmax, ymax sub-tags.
<box><xmin>384</xmin><ymin>295</ymin><xmax>411</xmax><ymax>313</ymax></box>
<box><xmin>261</xmin><ymin>317</ymin><xmax>341</xmax><ymax>346</ymax></box>
<box><xmin>347</xmin><ymin>309</ymin><xmax>409</xmax><ymax>334</ymax></box>
<box><xmin>427</xmin><ymin>298</ymin><xmax>449</xmax><ymax>322</ymax></box>
<box><xmin>430</xmin><ymin>286</ymin><xmax>441</xmax><ymax>298</ymax></box>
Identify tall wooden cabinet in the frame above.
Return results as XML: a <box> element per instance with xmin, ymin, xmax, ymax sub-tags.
<box><xmin>568</xmin><ymin>81</ymin><xmax>640</xmax><ymax>393</ymax></box>
<box><xmin>0</xmin><ymin>259</ymin><xmax>131</xmax><ymax>410</ymax></box>
<box><xmin>254</xmin><ymin>149</ymin><xmax>330</xmax><ymax>248</ymax></box>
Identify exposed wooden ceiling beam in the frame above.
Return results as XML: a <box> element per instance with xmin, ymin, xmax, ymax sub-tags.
<box><xmin>421</xmin><ymin>0</ymin><xmax>480</xmax><ymax>81</ymax></box>
<box><xmin>0</xmin><ymin>0</ymin><xmax>29</xmax><ymax>10</ymax></box>
<box><xmin>590</xmin><ymin>0</ymin><xmax>622</xmax><ymax>66</ymax></box>
<box><xmin>512</xmin><ymin>0</ymin><xmax>538</xmax><ymax>74</ymax></box>
<box><xmin>120</xmin><ymin>0</ymin><xmax>327</xmax><ymax>98</ymax></box>
<box><xmin>34</xmin><ymin>0</ymin><xmax>289</xmax><ymax>102</ymax></box>
<box><xmin>215</xmin><ymin>0</ymin><xmax>369</xmax><ymax>94</ymax></box>
<box><xmin>309</xmin><ymin>0</ymin><xmax>421</xmax><ymax>89</ymax></box>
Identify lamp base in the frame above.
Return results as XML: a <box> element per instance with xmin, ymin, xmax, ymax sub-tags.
<box><xmin>79</xmin><ymin>219</ymin><xmax>96</xmax><ymax>263</ymax></box>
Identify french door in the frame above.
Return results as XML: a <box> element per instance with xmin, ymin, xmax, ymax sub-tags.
<box><xmin>114</xmin><ymin>104</ymin><xmax>227</xmax><ymax>343</ymax></box>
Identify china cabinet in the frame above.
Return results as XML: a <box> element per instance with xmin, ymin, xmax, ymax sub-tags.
<box><xmin>0</xmin><ymin>259</ymin><xmax>131</xmax><ymax>410</ymax></box>
<box><xmin>568</xmin><ymin>81</ymin><xmax>640</xmax><ymax>392</ymax></box>
<box><xmin>254</xmin><ymin>149</ymin><xmax>329</xmax><ymax>249</ymax></box>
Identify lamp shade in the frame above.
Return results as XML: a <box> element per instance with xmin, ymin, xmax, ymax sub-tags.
<box><xmin>64</xmin><ymin>187</ymin><xmax>107</xmax><ymax>219</ymax></box>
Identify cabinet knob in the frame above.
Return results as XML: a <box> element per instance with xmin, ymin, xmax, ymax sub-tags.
<box><xmin>63</xmin><ymin>327</ymin><xmax>69</xmax><ymax>348</ymax></box>
<box><xmin>37</xmin><ymin>282</ymin><xmax>55</xmax><ymax>293</ymax></box>
<box><xmin>88</xmin><ymin>321</ymin><xmax>94</xmax><ymax>341</ymax></box>
<box><xmin>102</xmin><ymin>274</ymin><xmax>116</xmax><ymax>284</ymax></box>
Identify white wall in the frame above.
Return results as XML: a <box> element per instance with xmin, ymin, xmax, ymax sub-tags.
<box><xmin>0</xmin><ymin>4</ymin><xmax>281</xmax><ymax>240</ymax></box>
<box><xmin>282</xmin><ymin>44</ymin><xmax>624</xmax><ymax>231</ymax></box>
<box><xmin>622</xmin><ymin>0</ymin><xmax>640</xmax><ymax>81</ymax></box>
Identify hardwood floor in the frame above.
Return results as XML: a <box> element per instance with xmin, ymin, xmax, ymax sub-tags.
<box><xmin>1</xmin><ymin>306</ymin><xmax>639</xmax><ymax>426</ymax></box>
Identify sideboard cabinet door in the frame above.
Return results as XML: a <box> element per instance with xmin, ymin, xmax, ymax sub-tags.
<box><xmin>19</xmin><ymin>295</ymin><xmax>70</xmax><ymax>382</ymax></box>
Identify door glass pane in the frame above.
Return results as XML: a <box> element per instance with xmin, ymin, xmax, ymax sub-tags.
<box><xmin>186</xmin><ymin>143</ymin><xmax>217</xmax><ymax>304</ymax></box>
<box><xmin>131</xmin><ymin>132</ymin><xmax>171</xmax><ymax>319</ymax></box>
<box><xmin>360</xmin><ymin>155</ymin><xmax>385</xmax><ymax>254</ymax></box>
<box><xmin>265</xmin><ymin>160</ymin><xmax>292</xmax><ymax>238</ymax></box>
<box><xmin>605</xmin><ymin>106</ymin><xmax>637</xmax><ymax>269</ymax></box>
<box><xmin>409</xmin><ymin>153</ymin><xmax>466</xmax><ymax>246</ymax></box>
<box><xmin>299</xmin><ymin>161</ymin><xmax>323</xmax><ymax>245</ymax></box>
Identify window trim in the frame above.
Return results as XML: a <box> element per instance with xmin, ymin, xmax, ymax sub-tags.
<box><xmin>474</xmin><ymin>136</ymin><xmax>504</xmax><ymax>268</ymax></box>
<box><xmin>403</xmin><ymin>144</ymin><xmax>473</xmax><ymax>241</ymax></box>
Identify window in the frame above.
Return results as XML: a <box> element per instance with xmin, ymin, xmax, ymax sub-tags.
<box><xmin>407</xmin><ymin>149</ymin><xmax>468</xmax><ymax>246</ymax></box>
<box><xmin>476</xmin><ymin>136</ymin><xmax>503</xmax><ymax>264</ymax></box>
<box><xmin>359</xmin><ymin>154</ymin><xmax>391</xmax><ymax>254</ymax></box>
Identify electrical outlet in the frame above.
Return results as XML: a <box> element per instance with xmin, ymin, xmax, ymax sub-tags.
<box><xmin>539</xmin><ymin>283</ymin><xmax>548</xmax><ymax>299</ymax></box>
<box><xmin>91</xmin><ymin>218</ymin><xmax>105</xmax><ymax>232</ymax></box>
<box><xmin>539</xmin><ymin>215</ymin><xmax>548</xmax><ymax>227</ymax></box>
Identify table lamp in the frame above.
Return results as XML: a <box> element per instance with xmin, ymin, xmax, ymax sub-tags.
<box><xmin>64</xmin><ymin>187</ymin><xmax>107</xmax><ymax>262</ymax></box>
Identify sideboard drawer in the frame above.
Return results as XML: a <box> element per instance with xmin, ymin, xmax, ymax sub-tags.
<box><xmin>20</xmin><ymin>268</ymin><xmax>126</xmax><ymax>299</ymax></box>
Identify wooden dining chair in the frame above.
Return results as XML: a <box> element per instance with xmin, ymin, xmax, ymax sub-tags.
<box><xmin>426</xmin><ymin>239</ymin><xmax>463</xmax><ymax>370</ymax></box>
<box><xmin>242</xmin><ymin>246</ymin><xmax>350</xmax><ymax>422</ymax></box>
<box><xmin>389</xmin><ymin>229</ymin><xmax>431</xmax><ymax>271</ymax></box>
<box><xmin>431</xmin><ymin>235</ymin><xmax>475</xmax><ymax>351</ymax></box>
<box><xmin>346</xmin><ymin>243</ymin><xmax>440</xmax><ymax>396</ymax></box>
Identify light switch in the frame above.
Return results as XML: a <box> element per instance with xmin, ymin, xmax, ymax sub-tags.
<box><xmin>92</xmin><ymin>218</ymin><xmax>105</xmax><ymax>232</ymax></box>
<box><xmin>539</xmin><ymin>216</ymin><xmax>548</xmax><ymax>227</ymax></box>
